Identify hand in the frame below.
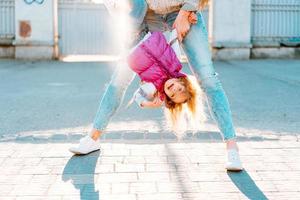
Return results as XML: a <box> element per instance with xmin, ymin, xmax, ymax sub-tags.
<box><xmin>188</xmin><ymin>12</ymin><xmax>198</xmax><ymax>24</ymax></box>
<box><xmin>152</xmin><ymin>96</ymin><xmax>164</xmax><ymax>107</ymax></box>
<box><xmin>173</xmin><ymin>10</ymin><xmax>193</xmax><ymax>42</ymax></box>
<box><xmin>141</xmin><ymin>96</ymin><xmax>163</xmax><ymax>108</ymax></box>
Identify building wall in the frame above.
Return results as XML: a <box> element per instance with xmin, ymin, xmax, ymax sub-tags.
<box><xmin>0</xmin><ymin>0</ymin><xmax>299</xmax><ymax>60</ymax></box>
<box><xmin>210</xmin><ymin>0</ymin><xmax>252</xmax><ymax>60</ymax></box>
<box><xmin>14</xmin><ymin>0</ymin><xmax>55</xmax><ymax>59</ymax></box>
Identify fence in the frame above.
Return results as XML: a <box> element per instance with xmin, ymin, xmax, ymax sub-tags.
<box><xmin>2</xmin><ymin>0</ymin><xmax>300</xmax><ymax>55</ymax></box>
<box><xmin>0</xmin><ymin>0</ymin><xmax>15</xmax><ymax>43</ymax></box>
<box><xmin>58</xmin><ymin>0</ymin><xmax>209</xmax><ymax>56</ymax></box>
<box><xmin>58</xmin><ymin>0</ymin><xmax>118</xmax><ymax>56</ymax></box>
<box><xmin>251</xmin><ymin>0</ymin><xmax>300</xmax><ymax>46</ymax></box>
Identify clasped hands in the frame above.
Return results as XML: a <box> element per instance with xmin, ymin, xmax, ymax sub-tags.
<box><xmin>173</xmin><ymin>10</ymin><xmax>198</xmax><ymax>42</ymax></box>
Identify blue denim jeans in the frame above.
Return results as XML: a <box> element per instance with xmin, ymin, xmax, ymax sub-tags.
<box><xmin>93</xmin><ymin>1</ymin><xmax>236</xmax><ymax>140</ymax></box>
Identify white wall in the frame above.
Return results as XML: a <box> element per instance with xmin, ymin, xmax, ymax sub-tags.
<box><xmin>14</xmin><ymin>0</ymin><xmax>54</xmax><ymax>59</ymax></box>
<box><xmin>210</xmin><ymin>0</ymin><xmax>252</xmax><ymax>48</ymax></box>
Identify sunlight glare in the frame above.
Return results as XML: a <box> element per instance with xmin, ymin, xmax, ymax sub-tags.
<box><xmin>103</xmin><ymin>0</ymin><xmax>133</xmax><ymax>54</ymax></box>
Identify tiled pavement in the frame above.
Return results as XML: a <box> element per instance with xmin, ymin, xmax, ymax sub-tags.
<box><xmin>0</xmin><ymin>133</ymin><xmax>299</xmax><ymax>200</ymax></box>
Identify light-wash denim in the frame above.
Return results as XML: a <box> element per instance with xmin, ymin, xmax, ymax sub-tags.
<box><xmin>93</xmin><ymin>1</ymin><xmax>236</xmax><ymax>140</ymax></box>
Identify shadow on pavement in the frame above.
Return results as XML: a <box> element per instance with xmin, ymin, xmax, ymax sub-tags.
<box><xmin>0</xmin><ymin>130</ymin><xmax>281</xmax><ymax>143</ymax></box>
<box><xmin>62</xmin><ymin>151</ymin><xmax>100</xmax><ymax>200</ymax></box>
<box><xmin>227</xmin><ymin>170</ymin><xmax>268</xmax><ymax>200</ymax></box>
<box><xmin>164</xmin><ymin>143</ymin><xmax>193</xmax><ymax>194</ymax></box>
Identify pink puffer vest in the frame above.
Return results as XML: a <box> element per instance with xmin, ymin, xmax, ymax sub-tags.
<box><xmin>127</xmin><ymin>31</ymin><xmax>186</xmax><ymax>100</ymax></box>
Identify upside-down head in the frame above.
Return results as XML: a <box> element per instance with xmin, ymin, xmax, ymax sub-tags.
<box><xmin>164</xmin><ymin>76</ymin><xmax>197</xmax><ymax>113</ymax></box>
<box><xmin>163</xmin><ymin>76</ymin><xmax>206</xmax><ymax>138</ymax></box>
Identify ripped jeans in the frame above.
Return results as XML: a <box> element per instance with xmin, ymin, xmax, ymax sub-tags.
<box><xmin>93</xmin><ymin>2</ymin><xmax>236</xmax><ymax>141</ymax></box>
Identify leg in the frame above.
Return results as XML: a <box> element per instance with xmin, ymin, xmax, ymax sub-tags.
<box><xmin>69</xmin><ymin>1</ymin><xmax>148</xmax><ymax>154</ymax></box>
<box><xmin>181</xmin><ymin>11</ymin><xmax>237</xmax><ymax>142</ymax></box>
<box><xmin>69</xmin><ymin>59</ymin><xmax>136</xmax><ymax>155</ymax></box>
<box><xmin>181</xmin><ymin>12</ymin><xmax>242</xmax><ymax>170</ymax></box>
<box><xmin>90</xmin><ymin>0</ymin><xmax>149</xmax><ymax>140</ymax></box>
<box><xmin>92</xmin><ymin>59</ymin><xmax>136</xmax><ymax>135</ymax></box>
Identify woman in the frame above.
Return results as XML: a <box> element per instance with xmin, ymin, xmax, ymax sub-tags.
<box><xmin>69</xmin><ymin>0</ymin><xmax>243</xmax><ymax>171</ymax></box>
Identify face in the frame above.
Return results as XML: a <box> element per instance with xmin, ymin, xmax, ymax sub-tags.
<box><xmin>164</xmin><ymin>78</ymin><xmax>189</xmax><ymax>104</ymax></box>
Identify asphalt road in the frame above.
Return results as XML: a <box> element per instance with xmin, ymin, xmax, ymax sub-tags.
<box><xmin>0</xmin><ymin>59</ymin><xmax>299</xmax><ymax>138</ymax></box>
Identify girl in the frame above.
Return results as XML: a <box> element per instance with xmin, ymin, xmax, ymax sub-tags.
<box><xmin>127</xmin><ymin>30</ymin><xmax>206</xmax><ymax>138</ymax></box>
<box><xmin>69</xmin><ymin>0</ymin><xmax>243</xmax><ymax>171</ymax></box>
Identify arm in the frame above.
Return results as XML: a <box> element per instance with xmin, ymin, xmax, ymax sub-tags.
<box><xmin>140</xmin><ymin>96</ymin><xmax>164</xmax><ymax>108</ymax></box>
<box><xmin>134</xmin><ymin>88</ymin><xmax>163</xmax><ymax>108</ymax></box>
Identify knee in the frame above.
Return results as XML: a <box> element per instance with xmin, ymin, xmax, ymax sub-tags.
<box><xmin>110</xmin><ymin>63</ymin><xmax>135</xmax><ymax>89</ymax></box>
<box><xmin>111</xmin><ymin>76</ymin><xmax>130</xmax><ymax>91</ymax></box>
<box><xmin>191</xmin><ymin>63</ymin><xmax>221</xmax><ymax>90</ymax></box>
<box><xmin>105</xmin><ymin>82</ymin><xmax>127</xmax><ymax>102</ymax></box>
<box><xmin>198</xmin><ymin>72</ymin><xmax>222</xmax><ymax>91</ymax></box>
<box><xmin>103</xmin><ymin>84</ymin><xmax>119</xmax><ymax>100</ymax></box>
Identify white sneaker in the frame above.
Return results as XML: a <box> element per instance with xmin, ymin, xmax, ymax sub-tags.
<box><xmin>69</xmin><ymin>135</ymin><xmax>101</xmax><ymax>155</ymax></box>
<box><xmin>225</xmin><ymin>149</ymin><xmax>243</xmax><ymax>171</ymax></box>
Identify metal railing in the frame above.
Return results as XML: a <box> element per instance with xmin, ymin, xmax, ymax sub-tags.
<box><xmin>0</xmin><ymin>0</ymin><xmax>15</xmax><ymax>43</ymax></box>
<box><xmin>58</xmin><ymin>1</ymin><xmax>115</xmax><ymax>55</ymax></box>
<box><xmin>251</xmin><ymin>0</ymin><xmax>300</xmax><ymax>46</ymax></box>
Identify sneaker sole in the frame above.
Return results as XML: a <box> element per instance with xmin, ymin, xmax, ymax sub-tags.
<box><xmin>226</xmin><ymin>167</ymin><xmax>244</xmax><ymax>172</ymax></box>
<box><xmin>69</xmin><ymin>148</ymin><xmax>100</xmax><ymax>155</ymax></box>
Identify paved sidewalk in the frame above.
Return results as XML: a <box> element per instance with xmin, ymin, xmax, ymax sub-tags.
<box><xmin>0</xmin><ymin>135</ymin><xmax>300</xmax><ymax>200</ymax></box>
